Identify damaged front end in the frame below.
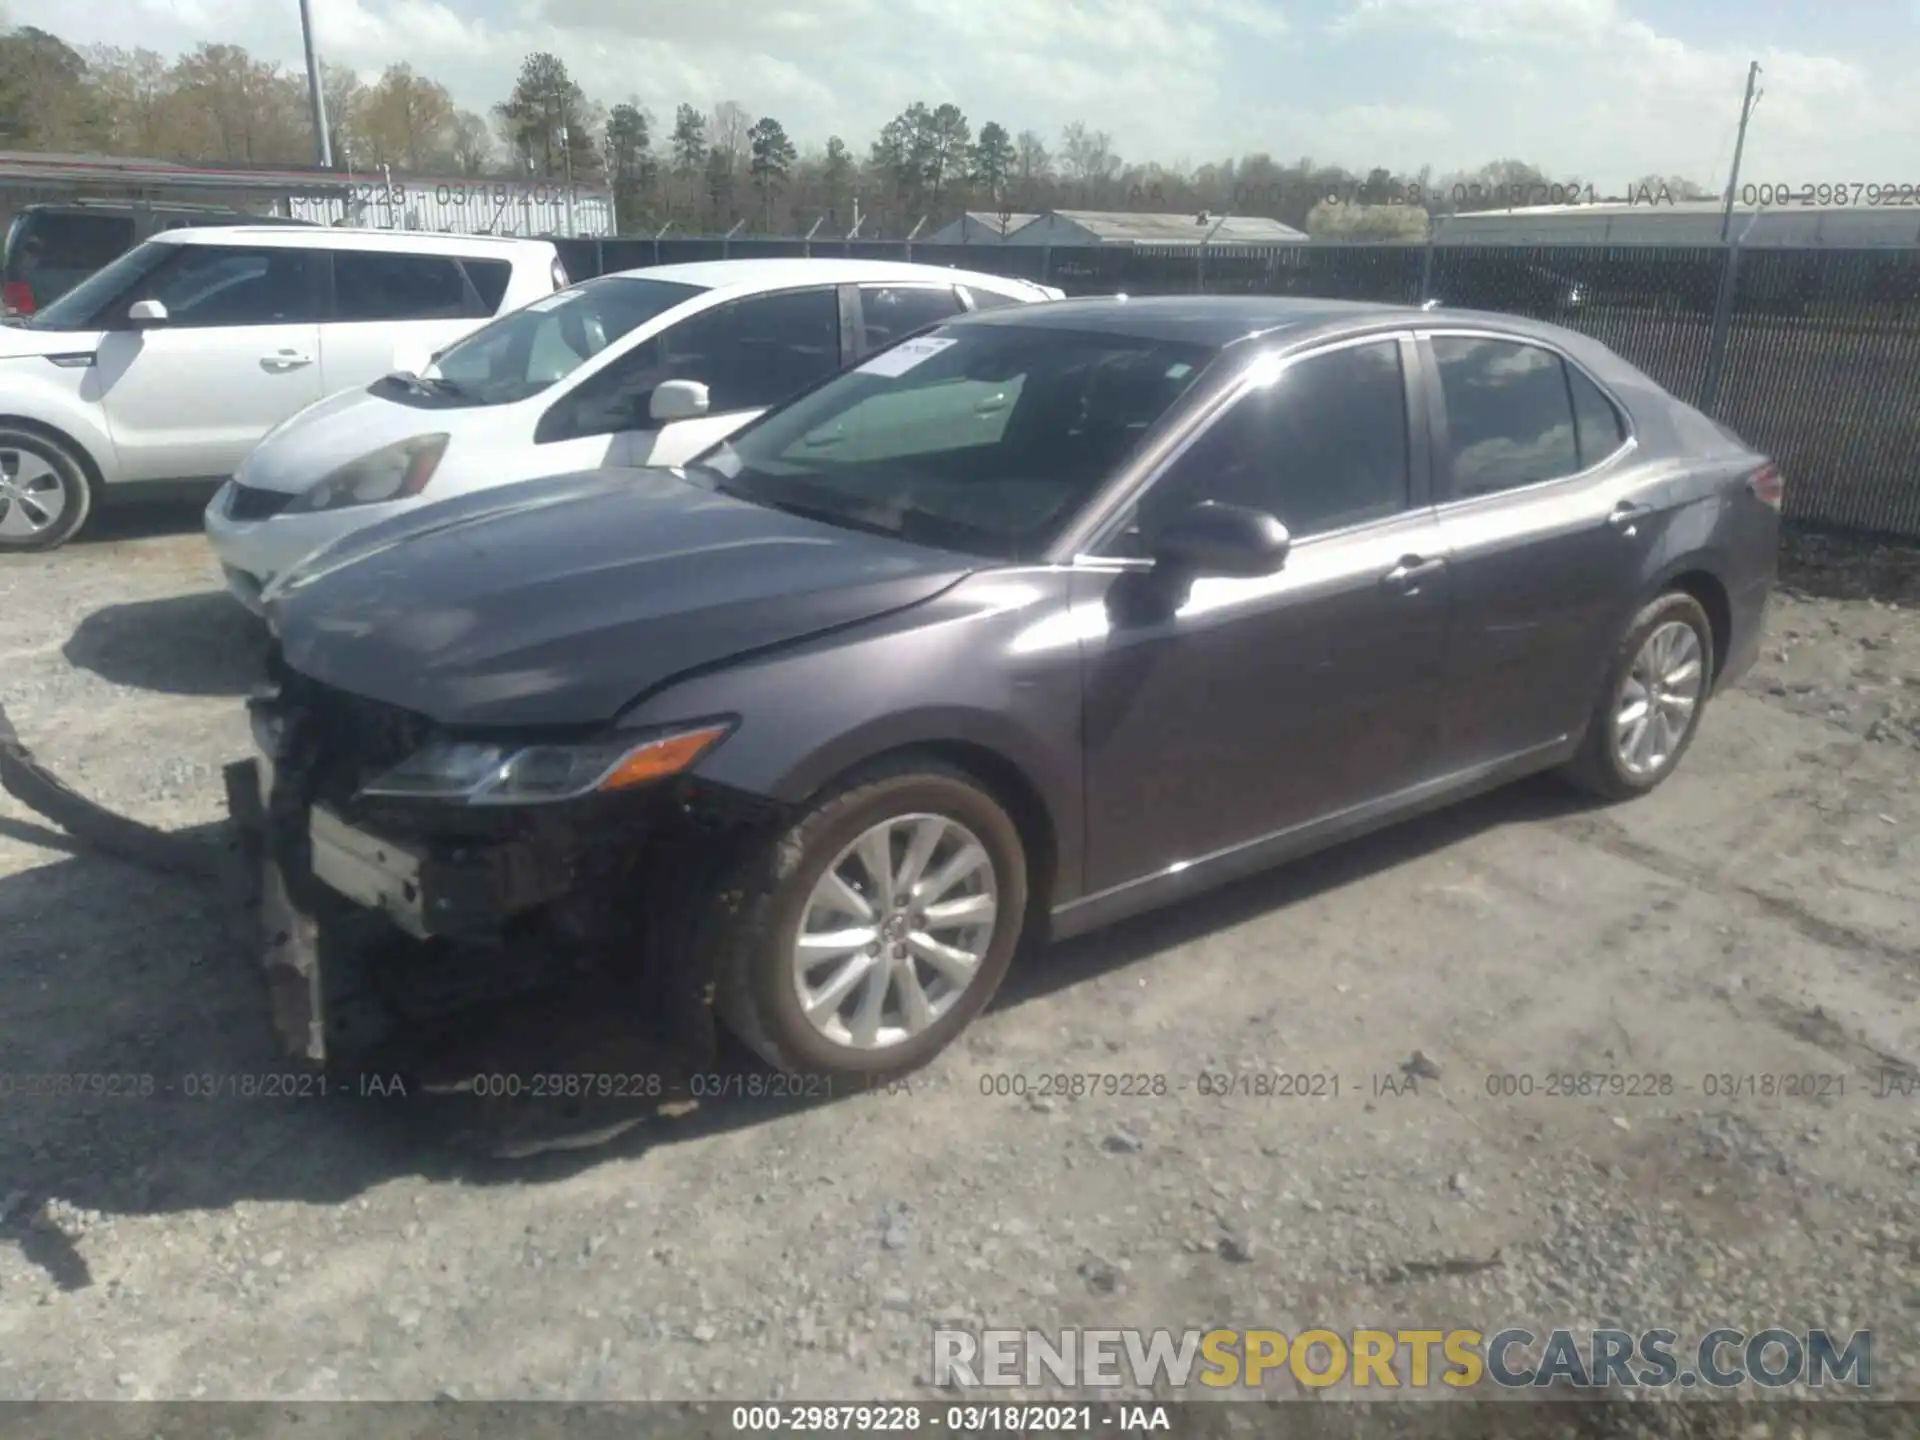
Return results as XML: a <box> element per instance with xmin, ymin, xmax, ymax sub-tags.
<box><xmin>224</xmin><ymin>644</ymin><xmax>784</xmax><ymax>1078</ymax></box>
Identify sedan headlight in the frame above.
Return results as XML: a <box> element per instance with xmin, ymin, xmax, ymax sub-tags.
<box><xmin>285</xmin><ymin>433</ymin><xmax>449</xmax><ymax>514</ymax></box>
<box><xmin>357</xmin><ymin>722</ymin><xmax>733</xmax><ymax>806</ymax></box>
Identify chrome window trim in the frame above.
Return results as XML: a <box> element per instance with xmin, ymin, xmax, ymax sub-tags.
<box><xmin>1073</xmin><ymin>329</ymin><xmax>1422</xmax><ymax>560</ymax></box>
<box><xmin>1418</xmin><ymin>326</ymin><xmax>1638</xmax><ymax>510</ymax></box>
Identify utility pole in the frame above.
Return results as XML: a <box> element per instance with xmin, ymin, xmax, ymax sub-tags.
<box><xmin>298</xmin><ymin>0</ymin><xmax>332</xmax><ymax>167</ymax></box>
<box><xmin>602</xmin><ymin>134</ymin><xmax>619</xmax><ymax>237</ymax></box>
<box><xmin>1719</xmin><ymin>60</ymin><xmax>1761</xmax><ymax>243</ymax></box>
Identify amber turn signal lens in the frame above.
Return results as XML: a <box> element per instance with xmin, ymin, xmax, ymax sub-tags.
<box><xmin>596</xmin><ymin>724</ymin><xmax>731</xmax><ymax>791</ymax></box>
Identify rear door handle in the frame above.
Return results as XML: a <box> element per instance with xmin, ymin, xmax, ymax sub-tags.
<box><xmin>260</xmin><ymin>350</ymin><xmax>313</xmax><ymax>371</ymax></box>
<box><xmin>1382</xmin><ymin>555</ymin><xmax>1446</xmax><ymax>592</ymax></box>
<box><xmin>1608</xmin><ymin>500</ymin><xmax>1653</xmax><ymax>530</ymax></box>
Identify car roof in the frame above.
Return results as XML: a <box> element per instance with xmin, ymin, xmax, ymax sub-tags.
<box><xmin>148</xmin><ymin>226</ymin><xmax>555</xmax><ymax>257</ymax></box>
<box><xmin>948</xmin><ymin>293</ymin><xmax>1604</xmax><ymax>352</ymax></box>
<box><xmin>605</xmin><ymin>257</ymin><xmax>1052</xmax><ymax>295</ymax></box>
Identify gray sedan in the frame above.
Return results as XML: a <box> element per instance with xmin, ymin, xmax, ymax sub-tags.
<box><xmin>236</xmin><ymin>295</ymin><xmax>1780</xmax><ymax>1080</ymax></box>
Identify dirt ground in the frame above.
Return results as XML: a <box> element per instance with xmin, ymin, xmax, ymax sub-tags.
<box><xmin>0</xmin><ymin>506</ymin><xmax>1916</xmax><ymax>1413</ymax></box>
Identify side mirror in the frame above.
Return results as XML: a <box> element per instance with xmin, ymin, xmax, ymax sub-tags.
<box><xmin>126</xmin><ymin>298</ymin><xmax>169</xmax><ymax>326</ymax></box>
<box><xmin>1152</xmin><ymin>501</ymin><xmax>1291</xmax><ymax>577</ymax></box>
<box><xmin>649</xmin><ymin>379</ymin><xmax>711</xmax><ymax>423</ymax></box>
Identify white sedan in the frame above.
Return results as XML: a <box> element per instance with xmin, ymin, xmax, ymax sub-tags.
<box><xmin>205</xmin><ymin>258</ymin><xmax>1062</xmax><ymax>611</ymax></box>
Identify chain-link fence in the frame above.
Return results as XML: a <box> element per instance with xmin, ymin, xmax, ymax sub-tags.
<box><xmin>547</xmin><ymin>234</ymin><xmax>1920</xmax><ymax>541</ymax></box>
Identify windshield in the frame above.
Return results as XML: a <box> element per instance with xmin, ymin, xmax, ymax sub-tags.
<box><xmin>423</xmin><ymin>275</ymin><xmax>705</xmax><ymax>405</ymax></box>
<box><xmin>695</xmin><ymin>323</ymin><xmax>1217</xmax><ymax>560</ymax></box>
<box><xmin>28</xmin><ymin>237</ymin><xmax>167</xmax><ymax>330</ymax></box>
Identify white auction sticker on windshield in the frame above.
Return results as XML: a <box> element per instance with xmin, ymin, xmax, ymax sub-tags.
<box><xmin>856</xmin><ymin>335</ymin><xmax>957</xmax><ymax>377</ymax></box>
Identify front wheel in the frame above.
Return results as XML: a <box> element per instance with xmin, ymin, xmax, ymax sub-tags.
<box><xmin>1562</xmin><ymin>591</ymin><xmax>1715</xmax><ymax>801</ymax></box>
<box><xmin>711</xmin><ymin>761</ymin><xmax>1029</xmax><ymax>1079</ymax></box>
<box><xmin>0</xmin><ymin>427</ymin><xmax>94</xmax><ymax>552</ymax></box>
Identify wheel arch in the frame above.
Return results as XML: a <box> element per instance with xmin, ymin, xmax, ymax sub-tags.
<box><xmin>1646</xmin><ymin>559</ymin><xmax>1733</xmax><ymax>681</ymax></box>
<box><xmin>0</xmin><ymin>412</ymin><xmax>108</xmax><ymax>493</ymax></box>
<box><xmin>774</xmin><ymin>721</ymin><xmax>1069</xmax><ymax>929</ymax></box>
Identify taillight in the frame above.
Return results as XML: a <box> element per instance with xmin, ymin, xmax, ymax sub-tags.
<box><xmin>3</xmin><ymin>281</ymin><xmax>34</xmax><ymax>315</ymax></box>
<box><xmin>1748</xmin><ymin>461</ymin><xmax>1783</xmax><ymax>510</ymax></box>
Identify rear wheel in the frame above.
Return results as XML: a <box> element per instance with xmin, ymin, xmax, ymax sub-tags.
<box><xmin>1562</xmin><ymin>591</ymin><xmax>1714</xmax><ymax>801</ymax></box>
<box><xmin>711</xmin><ymin>761</ymin><xmax>1028</xmax><ymax>1079</ymax></box>
<box><xmin>0</xmin><ymin>426</ymin><xmax>93</xmax><ymax>552</ymax></box>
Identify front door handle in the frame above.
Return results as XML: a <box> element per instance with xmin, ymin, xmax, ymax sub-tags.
<box><xmin>260</xmin><ymin>350</ymin><xmax>313</xmax><ymax>371</ymax></box>
<box><xmin>1382</xmin><ymin>555</ymin><xmax>1446</xmax><ymax>593</ymax></box>
<box><xmin>1608</xmin><ymin>500</ymin><xmax>1653</xmax><ymax>531</ymax></box>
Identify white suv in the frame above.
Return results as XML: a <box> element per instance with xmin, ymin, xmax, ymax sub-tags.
<box><xmin>204</xmin><ymin>259</ymin><xmax>1061</xmax><ymax>612</ymax></box>
<box><xmin>0</xmin><ymin>226</ymin><xmax>564</xmax><ymax>551</ymax></box>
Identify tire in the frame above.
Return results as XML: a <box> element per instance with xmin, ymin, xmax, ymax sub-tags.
<box><xmin>0</xmin><ymin>425</ymin><xmax>94</xmax><ymax>552</ymax></box>
<box><xmin>711</xmin><ymin>759</ymin><xmax>1029</xmax><ymax>1079</ymax></box>
<box><xmin>1561</xmin><ymin>591</ymin><xmax>1715</xmax><ymax>802</ymax></box>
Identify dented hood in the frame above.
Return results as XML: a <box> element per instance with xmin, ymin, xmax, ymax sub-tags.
<box><xmin>264</xmin><ymin>467</ymin><xmax>974</xmax><ymax>728</ymax></box>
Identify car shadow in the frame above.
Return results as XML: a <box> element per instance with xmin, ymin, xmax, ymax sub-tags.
<box><xmin>0</xmin><ymin>776</ymin><xmax>1596</xmax><ymax>1290</ymax></box>
<box><xmin>75</xmin><ymin>492</ymin><xmax>219</xmax><ymax>545</ymax></box>
<box><xmin>62</xmin><ymin>591</ymin><xmax>268</xmax><ymax>697</ymax></box>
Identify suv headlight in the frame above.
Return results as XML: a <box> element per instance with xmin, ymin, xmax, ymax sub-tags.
<box><xmin>285</xmin><ymin>433</ymin><xmax>449</xmax><ymax>513</ymax></box>
<box><xmin>357</xmin><ymin>722</ymin><xmax>733</xmax><ymax>806</ymax></box>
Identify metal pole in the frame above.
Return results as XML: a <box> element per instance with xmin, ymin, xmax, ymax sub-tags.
<box><xmin>905</xmin><ymin>214</ymin><xmax>926</xmax><ymax>261</ymax></box>
<box><xmin>724</xmin><ymin>217</ymin><xmax>744</xmax><ymax>257</ymax></box>
<box><xmin>603</xmin><ymin>139</ymin><xmax>618</xmax><ymax>237</ymax></box>
<box><xmin>298</xmin><ymin>0</ymin><xmax>332</xmax><ymax>168</ymax></box>
<box><xmin>559</xmin><ymin>125</ymin><xmax>576</xmax><ymax>237</ymax></box>
<box><xmin>1196</xmin><ymin>213</ymin><xmax>1228</xmax><ymax>293</ymax></box>
<box><xmin>1419</xmin><ymin>213</ymin><xmax>1440</xmax><ymax>302</ymax></box>
<box><xmin>1719</xmin><ymin>61</ymin><xmax>1761</xmax><ymax>243</ymax></box>
<box><xmin>1698</xmin><ymin>242</ymin><xmax>1744</xmax><ymax>414</ymax></box>
<box><xmin>804</xmin><ymin>216</ymin><xmax>822</xmax><ymax>258</ymax></box>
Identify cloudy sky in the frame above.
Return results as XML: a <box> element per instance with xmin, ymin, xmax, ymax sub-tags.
<box><xmin>19</xmin><ymin>0</ymin><xmax>1920</xmax><ymax>183</ymax></box>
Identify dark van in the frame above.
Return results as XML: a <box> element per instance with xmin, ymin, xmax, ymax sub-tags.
<box><xmin>1</xmin><ymin>201</ymin><xmax>311</xmax><ymax>317</ymax></box>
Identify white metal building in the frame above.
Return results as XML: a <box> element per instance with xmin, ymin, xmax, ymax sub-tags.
<box><xmin>1432</xmin><ymin>199</ymin><xmax>1920</xmax><ymax>247</ymax></box>
<box><xmin>985</xmin><ymin>209</ymin><xmax>1309</xmax><ymax>247</ymax></box>
<box><xmin>286</xmin><ymin>173</ymin><xmax>614</xmax><ymax>237</ymax></box>
<box><xmin>923</xmin><ymin>211</ymin><xmax>1041</xmax><ymax>244</ymax></box>
<box><xmin>0</xmin><ymin>150</ymin><xmax>613</xmax><ymax>239</ymax></box>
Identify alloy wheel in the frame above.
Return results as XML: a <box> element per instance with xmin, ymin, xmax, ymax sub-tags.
<box><xmin>1612</xmin><ymin>619</ymin><xmax>1705</xmax><ymax>778</ymax></box>
<box><xmin>0</xmin><ymin>449</ymin><xmax>67</xmax><ymax>541</ymax></box>
<box><xmin>790</xmin><ymin>812</ymin><xmax>999</xmax><ymax>1052</ymax></box>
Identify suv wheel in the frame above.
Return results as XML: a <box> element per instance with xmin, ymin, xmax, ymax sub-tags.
<box><xmin>711</xmin><ymin>760</ymin><xmax>1028</xmax><ymax>1079</ymax></box>
<box><xmin>0</xmin><ymin>427</ymin><xmax>93</xmax><ymax>552</ymax></box>
<box><xmin>1563</xmin><ymin>591</ymin><xmax>1715</xmax><ymax>801</ymax></box>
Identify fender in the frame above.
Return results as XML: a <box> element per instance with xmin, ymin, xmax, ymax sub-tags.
<box><xmin>0</xmin><ymin>388</ymin><xmax>118</xmax><ymax>486</ymax></box>
<box><xmin>623</xmin><ymin>570</ymin><xmax>1092</xmax><ymax>905</ymax></box>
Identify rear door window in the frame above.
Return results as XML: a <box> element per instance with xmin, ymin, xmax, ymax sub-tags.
<box><xmin>464</xmin><ymin>259</ymin><xmax>512</xmax><ymax>313</ymax></box>
<box><xmin>960</xmin><ymin>285</ymin><xmax>1023</xmax><ymax>312</ymax></box>
<box><xmin>1429</xmin><ymin>335</ymin><xmax>1581</xmax><ymax>498</ymax></box>
<box><xmin>1566</xmin><ymin>362</ymin><xmax>1627</xmax><ymax>467</ymax></box>
<box><xmin>331</xmin><ymin>249</ymin><xmax>484</xmax><ymax>321</ymax></box>
<box><xmin>856</xmin><ymin>284</ymin><xmax>964</xmax><ymax>352</ymax></box>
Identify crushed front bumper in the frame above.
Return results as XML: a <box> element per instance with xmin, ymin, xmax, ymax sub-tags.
<box><xmin>224</xmin><ymin>754</ymin><xmax>590</xmax><ymax>1063</ymax></box>
<box><xmin>306</xmin><ymin>801</ymin><xmax>576</xmax><ymax>941</ymax></box>
<box><xmin>225</xmin><ymin>755</ymin><xmax>327</xmax><ymax>1062</ymax></box>
<box><xmin>224</xmin><ymin>738</ymin><xmax>770</xmax><ymax>1073</ymax></box>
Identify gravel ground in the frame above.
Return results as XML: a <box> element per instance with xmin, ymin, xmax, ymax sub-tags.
<box><xmin>0</xmin><ymin>507</ymin><xmax>1916</xmax><ymax>1416</ymax></box>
